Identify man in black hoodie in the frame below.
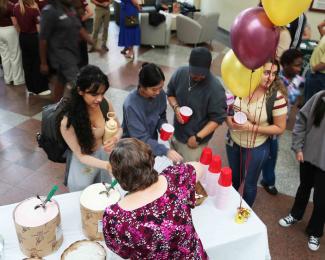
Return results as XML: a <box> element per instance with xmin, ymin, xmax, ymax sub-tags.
<box><xmin>39</xmin><ymin>0</ymin><xmax>103</xmax><ymax>101</ymax></box>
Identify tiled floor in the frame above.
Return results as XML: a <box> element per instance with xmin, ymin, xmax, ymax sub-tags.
<box><xmin>0</xmin><ymin>22</ymin><xmax>324</xmax><ymax>259</ymax></box>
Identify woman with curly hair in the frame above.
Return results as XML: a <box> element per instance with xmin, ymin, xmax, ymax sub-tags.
<box><xmin>226</xmin><ymin>60</ymin><xmax>288</xmax><ymax>206</ymax></box>
<box><xmin>103</xmin><ymin>138</ymin><xmax>207</xmax><ymax>259</ymax></box>
<box><xmin>60</xmin><ymin>65</ymin><xmax>122</xmax><ymax>192</ymax></box>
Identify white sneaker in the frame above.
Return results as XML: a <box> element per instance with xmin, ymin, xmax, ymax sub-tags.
<box><xmin>279</xmin><ymin>214</ymin><xmax>299</xmax><ymax>227</ymax></box>
<box><xmin>38</xmin><ymin>90</ymin><xmax>51</xmax><ymax>96</ymax></box>
<box><xmin>308</xmin><ymin>236</ymin><xmax>320</xmax><ymax>251</ymax></box>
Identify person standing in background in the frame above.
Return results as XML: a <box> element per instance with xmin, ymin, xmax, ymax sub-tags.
<box><xmin>279</xmin><ymin>90</ymin><xmax>325</xmax><ymax>252</ymax></box>
<box><xmin>122</xmin><ymin>63</ymin><xmax>183</xmax><ymax>163</ymax></box>
<box><xmin>39</xmin><ymin>0</ymin><xmax>104</xmax><ymax>102</ymax></box>
<box><xmin>118</xmin><ymin>0</ymin><xmax>141</xmax><ymax>59</ymax></box>
<box><xmin>318</xmin><ymin>20</ymin><xmax>325</xmax><ymax>37</ymax></box>
<box><xmin>71</xmin><ymin>0</ymin><xmax>93</xmax><ymax>68</ymax></box>
<box><xmin>89</xmin><ymin>0</ymin><xmax>110</xmax><ymax>52</ymax></box>
<box><xmin>0</xmin><ymin>0</ymin><xmax>25</xmax><ymax>86</ymax></box>
<box><xmin>155</xmin><ymin>0</ymin><xmax>175</xmax><ymax>12</ymax></box>
<box><xmin>36</xmin><ymin>0</ymin><xmax>48</xmax><ymax>10</ymax></box>
<box><xmin>275</xmin><ymin>26</ymin><xmax>291</xmax><ymax>61</ymax></box>
<box><xmin>304</xmin><ymin>33</ymin><xmax>325</xmax><ymax>103</ymax></box>
<box><xmin>287</xmin><ymin>13</ymin><xmax>307</xmax><ymax>49</ymax></box>
<box><xmin>13</xmin><ymin>0</ymin><xmax>50</xmax><ymax>95</ymax></box>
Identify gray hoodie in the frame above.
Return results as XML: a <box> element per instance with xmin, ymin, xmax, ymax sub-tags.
<box><xmin>292</xmin><ymin>90</ymin><xmax>325</xmax><ymax>171</ymax></box>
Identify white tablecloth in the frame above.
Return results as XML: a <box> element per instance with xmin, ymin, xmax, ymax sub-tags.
<box><xmin>0</xmin><ymin>157</ymin><xmax>270</xmax><ymax>260</ymax></box>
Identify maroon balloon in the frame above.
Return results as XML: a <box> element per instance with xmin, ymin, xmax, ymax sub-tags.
<box><xmin>230</xmin><ymin>7</ymin><xmax>279</xmax><ymax>70</ymax></box>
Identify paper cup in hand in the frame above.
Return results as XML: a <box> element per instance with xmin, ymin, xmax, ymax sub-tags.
<box><xmin>226</xmin><ymin>93</ymin><xmax>235</xmax><ymax>106</ymax></box>
<box><xmin>160</xmin><ymin>123</ymin><xmax>174</xmax><ymax>141</ymax></box>
<box><xmin>233</xmin><ymin>111</ymin><xmax>247</xmax><ymax>125</ymax></box>
<box><xmin>179</xmin><ymin>106</ymin><xmax>193</xmax><ymax>123</ymax></box>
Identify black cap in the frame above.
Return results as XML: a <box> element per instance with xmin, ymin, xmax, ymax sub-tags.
<box><xmin>189</xmin><ymin>47</ymin><xmax>212</xmax><ymax>77</ymax></box>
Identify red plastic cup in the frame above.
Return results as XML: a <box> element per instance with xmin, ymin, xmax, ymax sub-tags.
<box><xmin>233</xmin><ymin>111</ymin><xmax>247</xmax><ymax>125</ymax></box>
<box><xmin>160</xmin><ymin>123</ymin><xmax>174</xmax><ymax>141</ymax></box>
<box><xmin>218</xmin><ymin>167</ymin><xmax>232</xmax><ymax>187</ymax></box>
<box><xmin>179</xmin><ymin>106</ymin><xmax>193</xmax><ymax>123</ymax></box>
<box><xmin>208</xmin><ymin>155</ymin><xmax>222</xmax><ymax>173</ymax></box>
<box><xmin>199</xmin><ymin>147</ymin><xmax>212</xmax><ymax>165</ymax></box>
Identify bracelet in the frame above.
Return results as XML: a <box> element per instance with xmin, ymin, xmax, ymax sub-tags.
<box><xmin>172</xmin><ymin>104</ymin><xmax>179</xmax><ymax>111</ymax></box>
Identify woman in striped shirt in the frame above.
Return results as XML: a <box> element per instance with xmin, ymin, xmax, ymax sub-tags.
<box><xmin>226</xmin><ymin>60</ymin><xmax>288</xmax><ymax>207</ymax></box>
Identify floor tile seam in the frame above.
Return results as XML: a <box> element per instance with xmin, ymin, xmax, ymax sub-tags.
<box><xmin>0</xmin><ymin>87</ymin><xmax>131</xmax><ymax>122</ymax></box>
<box><xmin>14</xmin><ymin>171</ymin><xmax>58</xmax><ymax>189</ymax></box>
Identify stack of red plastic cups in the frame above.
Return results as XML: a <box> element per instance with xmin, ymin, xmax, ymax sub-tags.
<box><xmin>205</xmin><ymin>155</ymin><xmax>222</xmax><ymax>197</ymax></box>
<box><xmin>214</xmin><ymin>167</ymin><xmax>232</xmax><ymax>210</ymax></box>
<box><xmin>199</xmin><ymin>147</ymin><xmax>212</xmax><ymax>184</ymax></box>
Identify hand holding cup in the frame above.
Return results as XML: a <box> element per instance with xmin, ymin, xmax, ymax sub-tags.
<box><xmin>179</xmin><ymin>106</ymin><xmax>193</xmax><ymax>124</ymax></box>
<box><xmin>160</xmin><ymin>123</ymin><xmax>174</xmax><ymax>141</ymax></box>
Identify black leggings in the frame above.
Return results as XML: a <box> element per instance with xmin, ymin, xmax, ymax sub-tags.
<box><xmin>19</xmin><ymin>32</ymin><xmax>48</xmax><ymax>94</ymax></box>
<box><xmin>291</xmin><ymin>161</ymin><xmax>325</xmax><ymax>237</ymax></box>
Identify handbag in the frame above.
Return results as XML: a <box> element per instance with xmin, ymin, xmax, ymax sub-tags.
<box><xmin>125</xmin><ymin>15</ymin><xmax>139</xmax><ymax>27</ymax></box>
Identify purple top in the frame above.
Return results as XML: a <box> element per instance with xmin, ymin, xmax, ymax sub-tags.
<box><xmin>103</xmin><ymin>163</ymin><xmax>207</xmax><ymax>260</ymax></box>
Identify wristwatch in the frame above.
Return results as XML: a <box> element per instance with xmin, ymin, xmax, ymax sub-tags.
<box><xmin>195</xmin><ymin>134</ymin><xmax>203</xmax><ymax>144</ymax></box>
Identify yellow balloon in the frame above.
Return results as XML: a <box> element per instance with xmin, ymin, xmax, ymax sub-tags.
<box><xmin>221</xmin><ymin>50</ymin><xmax>263</xmax><ymax>98</ymax></box>
<box><xmin>262</xmin><ymin>0</ymin><xmax>312</xmax><ymax>26</ymax></box>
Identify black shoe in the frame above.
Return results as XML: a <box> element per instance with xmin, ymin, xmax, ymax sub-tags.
<box><xmin>120</xmin><ymin>48</ymin><xmax>128</xmax><ymax>55</ymax></box>
<box><xmin>308</xmin><ymin>236</ymin><xmax>320</xmax><ymax>251</ymax></box>
<box><xmin>102</xmin><ymin>45</ymin><xmax>109</xmax><ymax>52</ymax></box>
<box><xmin>279</xmin><ymin>214</ymin><xmax>299</xmax><ymax>227</ymax></box>
<box><xmin>88</xmin><ymin>47</ymin><xmax>95</xmax><ymax>53</ymax></box>
<box><xmin>260</xmin><ymin>180</ymin><xmax>278</xmax><ymax>195</ymax></box>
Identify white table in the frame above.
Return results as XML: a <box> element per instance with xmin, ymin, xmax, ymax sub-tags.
<box><xmin>0</xmin><ymin>158</ymin><xmax>270</xmax><ymax>260</ymax></box>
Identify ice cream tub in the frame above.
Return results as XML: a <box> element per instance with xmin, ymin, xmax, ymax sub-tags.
<box><xmin>13</xmin><ymin>197</ymin><xmax>63</xmax><ymax>258</ymax></box>
<box><xmin>61</xmin><ymin>239</ymin><xmax>106</xmax><ymax>260</ymax></box>
<box><xmin>80</xmin><ymin>182</ymin><xmax>121</xmax><ymax>240</ymax></box>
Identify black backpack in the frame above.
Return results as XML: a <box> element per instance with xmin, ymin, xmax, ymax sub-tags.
<box><xmin>36</xmin><ymin>98</ymin><xmax>69</xmax><ymax>163</ymax></box>
<box><xmin>36</xmin><ymin>98</ymin><xmax>110</xmax><ymax>163</ymax></box>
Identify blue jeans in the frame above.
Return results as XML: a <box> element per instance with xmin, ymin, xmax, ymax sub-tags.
<box><xmin>304</xmin><ymin>70</ymin><xmax>325</xmax><ymax>103</ymax></box>
<box><xmin>261</xmin><ymin>136</ymin><xmax>278</xmax><ymax>186</ymax></box>
<box><xmin>226</xmin><ymin>138</ymin><xmax>270</xmax><ymax>207</ymax></box>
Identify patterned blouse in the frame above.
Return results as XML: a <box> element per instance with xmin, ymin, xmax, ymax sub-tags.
<box><xmin>103</xmin><ymin>163</ymin><xmax>207</xmax><ymax>260</ymax></box>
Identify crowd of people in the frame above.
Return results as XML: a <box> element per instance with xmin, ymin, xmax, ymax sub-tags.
<box><xmin>1</xmin><ymin>0</ymin><xmax>325</xmax><ymax>257</ymax></box>
<box><xmin>58</xmin><ymin>42</ymin><xmax>323</xmax><ymax>257</ymax></box>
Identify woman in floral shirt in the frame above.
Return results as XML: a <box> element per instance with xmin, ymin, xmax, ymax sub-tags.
<box><xmin>103</xmin><ymin>138</ymin><xmax>207</xmax><ymax>259</ymax></box>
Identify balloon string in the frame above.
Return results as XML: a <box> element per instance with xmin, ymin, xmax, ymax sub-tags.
<box><xmin>238</xmin><ymin>71</ymin><xmax>253</xmax><ymax>208</ymax></box>
<box><xmin>238</xmin><ymin>98</ymin><xmax>243</xmax><ymax>208</ymax></box>
<box><xmin>247</xmin><ymin>70</ymin><xmax>255</xmax><ymax>106</ymax></box>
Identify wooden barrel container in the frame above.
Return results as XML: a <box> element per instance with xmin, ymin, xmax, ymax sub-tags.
<box><xmin>61</xmin><ymin>240</ymin><xmax>106</xmax><ymax>259</ymax></box>
<box><xmin>80</xmin><ymin>183</ymin><xmax>121</xmax><ymax>240</ymax></box>
<box><xmin>13</xmin><ymin>197</ymin><xmax>63</xmax><ymax>258</ymax></box>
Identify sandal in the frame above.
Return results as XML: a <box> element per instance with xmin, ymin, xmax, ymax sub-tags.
<box><xmin>125</xmin><ymin>53</ymin><xmax>134</xmax><ymax>59</ymax></box>
<box><xmin>120</xmin><ymin>48</ymin><xmax>128</xmax><ymax>55</ymax></box>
